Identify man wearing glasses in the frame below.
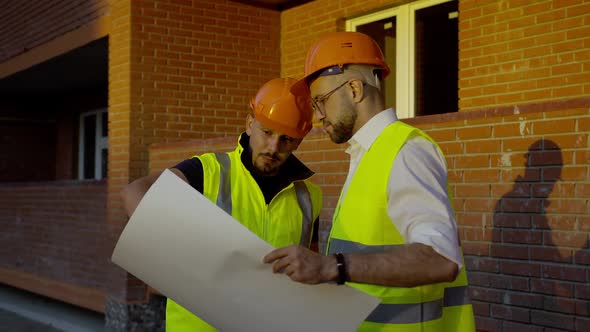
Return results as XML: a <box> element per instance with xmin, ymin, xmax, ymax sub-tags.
<box><xmin>264</xmin><ymin>32</ymin><xmax>475</xmax><ymax>331</ymax></box>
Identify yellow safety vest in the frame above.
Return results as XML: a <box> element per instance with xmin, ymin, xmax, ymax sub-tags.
<box><xmin>166</xmin><ymin>141</ymin><xmax>323</xmax><ymax>332</ymax></box>
<box><xmin>327</xmin><ymin>121</ymin><xmax>475</xmax><ymax>332</ymax></box>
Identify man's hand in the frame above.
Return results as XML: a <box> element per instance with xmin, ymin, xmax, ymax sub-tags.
<box><xmin>263</xmin><ymin>245</ymin><xmax>338</xmax><ymax>284</ymax></box>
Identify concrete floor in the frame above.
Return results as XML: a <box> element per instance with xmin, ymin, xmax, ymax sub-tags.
<box><xmin>0</xmin><ymin>283</ymin><xmax>104</xmax><ymax>332</ymax></box>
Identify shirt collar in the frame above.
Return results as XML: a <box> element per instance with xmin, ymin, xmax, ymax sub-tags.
<box><xmin>348</xmin><ymin>108</ymin><xmax>398</xmax><ymax>151</ymax></box>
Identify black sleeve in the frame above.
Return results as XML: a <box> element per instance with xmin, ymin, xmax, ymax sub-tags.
<box><xmin>173</xmin><ymin>158</ymin><xmax>204</xmax><ymax>194</ymax></box>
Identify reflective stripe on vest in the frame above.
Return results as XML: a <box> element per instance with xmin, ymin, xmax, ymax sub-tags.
<box><xmin>213</xmin><ymin>152</ymin><xmax>313</xmax><ymax>245</ymax></box>
<box><xmin>214</xmin><ymin>152</ymin><xmax>232</xmax><ymax>214</ymax></box>
<box><xmin>328</xmin><ymin>238</ymin><xmax>398</xmax><ymax>255</ymax></box>
<box><xmin>328</xmin><ymin>238</ymin><xmax>471</xmax><ymax>324</ymax></box>
<box><xmin>365</xmin><ymin>286</ymin><xmax>469</xmax><ymax>324</ymax></box>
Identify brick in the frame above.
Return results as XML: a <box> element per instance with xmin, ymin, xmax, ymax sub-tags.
<box><xmin>504</xmin><ymin>291</ymin><xmax>544</xmax><ymax>309</ymax></box>
<box><xmin>465</xmin><ymin>140</ymin><xmax>501</xmax><ymax>154</ymax></box>
<box><xmin>463</xmin><ymin>169</ymin><xmax>501</xmax><ymax>182</ymax></box>
<box><xmin>576</xmin><ymin>317</ymin><xmax>590</xmax><ymax>332</ymax></box>
<box><xmin>544</xmin><ymin>198</ymin><xmax>589</xmax><ymax>214</ymax></box>
<box><xmin>531</xmin><ymin>279</ymin><xmax>574</xmax><ymax>297</ymax></box>
<box><xmin>498</xmin><ymin>198</ymin><xmax>542</xmax><ymax>213</ymax></box>
<box><xmin>464</xmin><ymin>198</ymin><xmax>496</xmax><ymax>212</ymax></box>
<box><xmin>545</xmin><ymin>231</ymin><xmax>588</xmax><ymax>249</ymax></box>
<box><xmin>491</xmin><ymin>183</ymin><xmax>530</xmax><ymax>197</ymax></box>
<box><xmin>472</xmin><ymin>300</ymin><xmax>490</xmax><ymax>316</ymax></box>
<box><xmin>455</xmin><ymin>155</ymin><xmax>490</xmax><ymax>168</ymax></box>
<box><xmin>501</xmin><ymin>261</ymin><xmax>541</xmax><ymax>277</ymax></box>
<box><xmin>457</xmin><ymin>126</ymin><xmax>493</xmax><ymax>140</ymax></box>
<box><xmin>574</xmin><ymin>250</ymin><xmax>590</xmax><ymax>265</ymax></box>
<box><xmin>468</xmin><ymin>272</ymin><xmax>490</xmax><ymax>287</ymax></box>
<box><xmin>574</xmin><ymin>183</ymin><xmax>590</xmax><ymax>196</ymax></box>
<box><xmin>493</xmin><ymin>213</ymin><xmax>531</xmax><ymax>228</ymax></box>
<box><xmin>465</xmin><ymin>257</ymin><xmax>500</xmax><ymax>273</ymax></box>
<box><xmin>543</xmin><ymin>296</ymin><xmax>577</xmax><ymax>314</ymax></box>
<box><xmin>528</xmin><ymin>150</ymin><xmax>564</xmax><ymax>166</ymax></box>
<box><xmin>491</xmin><ymin>304</ymin><xmax>530</xmax><ymax>322</ymax></box>
<box><xmin>493</xmin><ymin>123</ymin><xmax>529</xmax><ymax>138</ymax></box>
<box><xmin>501</xmin><ymin>168</ymin><xmax>540</xmax><ymax>182</ymax></box>
<box><xmin>470</xmin><ymin>286</ymin><xmax>504</xmax><ymax>303</ymax></box>
<box><xmin>533</xmin><ymin>119</ymin><xmax>576</xmax><ymax>134</ymax></box>
<box><xmin>503</xmin><ymin>321</ymin><xmax>543</xmax><ymax>332</ymax></box>
<box><xmin>542</xmin><ymin>264</ymin><xmax>587</xmax><ymax>282</ymax></box>
<box><xmin>463</xmin><ymin>242</ymin><xmax>490</xmax><ymax>256</ymax></box>
<box><xmin>464</xmin><ymin>228</ymin><xmax>494</xmax><ymax>241</ymax></box>
<box><xmin>456</xmin><ymin>184</ymin><xmax>491</xmax><ymax>197</ymax></box>
<box><xmin>532</xmin><ymin>214</ymin><xmax>577</xmax><ymax>231</ymax></box>
<box><xmin>531</xmin><ymin>246</ymin><xmax>573</xmax><ymax>263</ymax></box>
<box><xmin>576</xmin><ymin>299</ymin><xmax>590</xmax><ymax>316</ymax></box>
<box><xmin>531</xmin><ymin>310</ymin><xmax>574</xmax><ymax>330</ymax></box>
<box><xmin>553</xmin><ymin>166</ymin><xmax>588</xmax><ymax>181</ymax></box>
<box><xmin>576</xmin><ymin>284</ymin><xmax>590</xmax><ymax>300</ymax></box>
<box><xmin>475</xmin><ymin>316</ymin><xmax>502</xmax><ymax>332</ymax></box>
<box><xmin>502</xmin><ymin>136</ymin><xmax>546</xmax><ymax>153</ymax></box>
<box><xmin>489</xmin><ymin>274</ymin><xmax>529</xmax><ymax>292</ymax></box>
<box><xmin>491</xmin><ymin>243</ymin><xmax>529</xmax><ymax>260</ymax></box>
<box><xmin>457</xmin><ymin>212</ymin><xmax>493</xmax><ymax>227</ymax></box>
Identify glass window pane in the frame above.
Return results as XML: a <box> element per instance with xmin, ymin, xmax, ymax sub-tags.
<box><xmin>414</xmin><ymin>1</ymin><xmax>458</xmax><ymax>116</ymax></box>
<box><xmin>83</xmin><ymin>114</ymin><xmax>96</xmax><ymax>179</ymax></box>
<box><xmin>101</xmin><ymin>148</ymin><xmax>108</xmax><ymax>179</ymax></box>
<box><xmin>101</xmin><ymin>112</ymin><xmax>108</xmax><ymax>137</ymax></box>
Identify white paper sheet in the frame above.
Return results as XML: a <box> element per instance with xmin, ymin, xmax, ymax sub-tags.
<box><xmin>112</xmin><ymin>169</ymin><xmax>379</xmax><ymax>332</ymax></box>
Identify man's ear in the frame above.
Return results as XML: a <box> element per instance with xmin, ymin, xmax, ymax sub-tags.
<box><xmin>349</xmin><ymin>79</ymin><xmax>365</xmax><ymax>103</ymax></box>
<box><xmin>246</xmin><ymin>113</ymin><xmax>254</xmax><ymax>135</ymax></box>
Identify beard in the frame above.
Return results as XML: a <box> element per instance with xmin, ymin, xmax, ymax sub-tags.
<box><xmin>327</xmin><ymin>106</ymin><xmax>357</xmax><ymax>144</ymax></box>
<box><xmin>252</xmin><ymin>153</ymin><xmax>281</xmax><ymax>176</ymax></box>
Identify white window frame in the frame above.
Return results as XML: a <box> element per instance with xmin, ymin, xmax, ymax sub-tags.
<box><xmin>347</xmin><ymin>0</ymin><xmax>455</xmax><ymax>119</ymax></box>
<box><xmin>78</xmin><ymin>108</ymin><xmax>108</xmax><ymax>180</ymax></box>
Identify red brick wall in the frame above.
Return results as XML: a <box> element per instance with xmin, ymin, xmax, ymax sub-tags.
<box><xmin>108</xmin><ymin>0</ymin><xmax>282</xmax><ymax>302</ymax></box>
<box><xmin>0</xmin><ymin>0</ymin><xmax>109</xmax><ymax>63</ymax></box>
<box><xmin>0</xmin><ymin>180</ymin><xmax>108</xmax><ymax>312</ymax></box>
<box><xmin>458</xmin><ymin>1</ymin><xmax>590</xmax><ymax>111</ymax></box>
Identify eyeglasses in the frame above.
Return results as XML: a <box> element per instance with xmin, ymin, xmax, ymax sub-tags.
<box><xmin>311</xmin><ymin>80</ymin><xmax>350</xmax><ymax>116</ymax></box>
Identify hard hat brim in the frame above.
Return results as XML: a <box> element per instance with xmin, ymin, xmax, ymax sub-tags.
<box><xmin>291</xmin><ymin>77</ymin><xmax>310</xmax><ymax>97</ymax></box>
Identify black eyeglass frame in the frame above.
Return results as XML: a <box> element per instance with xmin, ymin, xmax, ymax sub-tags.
<box><xmin>311</xmin><ymin>80</ymin><xmax>351</xmax><ymax>116</ymax></box>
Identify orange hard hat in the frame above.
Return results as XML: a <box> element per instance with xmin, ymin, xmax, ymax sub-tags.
<box><xmin>293</xmin><ymin>31</ymin><xmax>390</xmax><ymax>92</ymax></box>
<box><xmin>250</xmin><ymin>77</ymin><xmax>313</xmax><ymax>138</ymax></box>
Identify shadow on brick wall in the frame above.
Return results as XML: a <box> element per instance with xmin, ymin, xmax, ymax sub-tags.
<box><xmin>490</xmin><ymin>139</ymin><xmax>588</xmax><ymax>331</ymax></box>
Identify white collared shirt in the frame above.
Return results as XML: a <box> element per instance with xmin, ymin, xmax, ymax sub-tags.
<box><xmin>340</xmin><ymin>108</ymin><xmax>462</xmax><ymax>268</ymax></box>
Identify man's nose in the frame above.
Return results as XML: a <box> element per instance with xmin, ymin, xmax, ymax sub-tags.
<box><xmin>267</xmin><ymin>135</ymin><xmax>280</xmax><ymax>152</ymax></box>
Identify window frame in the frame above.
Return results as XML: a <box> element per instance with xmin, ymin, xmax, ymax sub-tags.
<box><xmin>346</xmin><ymin>0</ymin><xmax>456</xmax><ymax>119</ymax></box>
<box><xmin>78</xmin><ymin>108</ymin><xmax>108</xmax><ymax>180</ymax></box>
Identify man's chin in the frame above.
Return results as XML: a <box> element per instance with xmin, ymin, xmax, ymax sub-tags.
<box><xmin>329</xmin><ymin>132</ymin><xmax>346</xmax><ymax>144</ymax></box>
<box><xmin>254</xmin><ymin>163</ymin><xmax>279</xmax><ymax>176</ymax></box>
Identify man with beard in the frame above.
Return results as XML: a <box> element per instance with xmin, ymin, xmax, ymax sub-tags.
<box><xmin>121</xmin><ymin>77</ymin><xmax>323</xmax><ymax>331</ymax></box>
<box><xmin>264</xmin><ymin>32</ymin><xmax>475</xmax><ymax>331</ymax></box>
